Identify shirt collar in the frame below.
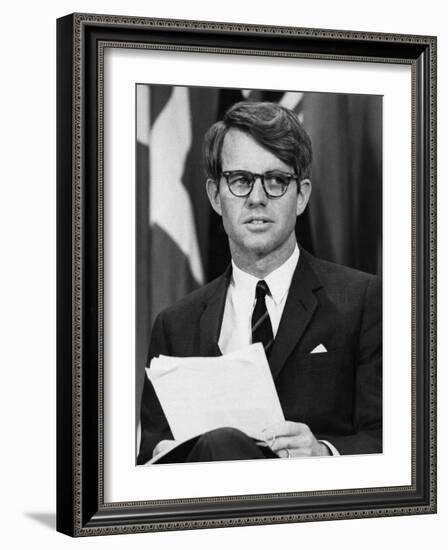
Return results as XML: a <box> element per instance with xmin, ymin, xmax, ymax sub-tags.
<box><xmin>230</xmin><ymin>245</ymin><xmax>300</xmax><ymax>305</ymax></box>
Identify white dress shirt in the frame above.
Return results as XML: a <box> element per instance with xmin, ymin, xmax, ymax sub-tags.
<box><xmin>218</xmin><ymin>244</ymin><xmax>339</xmax><ymax>457</ymax></box>
<box><xmin>218</xmin><ymin>245</ymin><xmax>300</xmax><ymax>354</ymax></box>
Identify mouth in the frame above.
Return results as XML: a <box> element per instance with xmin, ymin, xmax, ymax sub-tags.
<box><xmin>244</xmin><ymin>217</ymin><xmax>272</xmax><ymax>225</ymax></box>
<box><xmin>243</xmin><ymin>217</ymin><xmax>273</xmax><ymax>232</ymax></box>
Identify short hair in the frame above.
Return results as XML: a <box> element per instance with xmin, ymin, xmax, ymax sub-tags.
<box><xmin>203</xmin><ymin>101</ymin><xmax>312</xmax><ymax>181</ymax></box>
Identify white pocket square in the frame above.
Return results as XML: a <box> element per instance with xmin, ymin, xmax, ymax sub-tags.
<box><xmin>310</xmin><ymin>344</ymin><xmax>327</xmax><ymax>354</ymax></box>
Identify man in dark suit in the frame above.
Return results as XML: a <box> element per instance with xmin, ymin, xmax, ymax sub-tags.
<box><xmin>137</xmin><ymin>101</ymin><xmax>382</xmax><ymax>465</ymax></box>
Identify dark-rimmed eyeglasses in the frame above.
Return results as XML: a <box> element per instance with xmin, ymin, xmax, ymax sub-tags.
<box><xmin>220</xmin><ymin>170</ymin><xmax>298</xmax><ymax>198</ymax></box>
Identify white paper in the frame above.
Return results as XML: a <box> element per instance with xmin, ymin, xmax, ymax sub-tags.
<box><xmin>146</xmin><ymin>343</ymin><xmax>284</xmax><ymax>442</ymax></box>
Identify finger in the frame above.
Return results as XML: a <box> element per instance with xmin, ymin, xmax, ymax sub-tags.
<box><xmin>291</xmin><ymin>448</ymin><xmax>313</xmax><ymax>457</ymax></box>
<box><xmin>270</xmin><ymin>433</ymin><xmax>313</xmax><ymax>453</ymax></box>
<box><xmin>262</xmin><ymin>421</ymin><xmax>309</xmax><ymax>440</ymax></box>
<box><xmin>276</xmin><ymin>449</ymin><xmax>290</xmax><ymax>459</ymax></box>
<box><xmin>277</xmin><ymin>447</ymin><xmax>313</xmax><ymax>459</ymax></box>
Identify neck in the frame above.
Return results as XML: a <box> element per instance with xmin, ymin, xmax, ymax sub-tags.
<box><xmin>231</xmin><ymin>239</ymin><xmax>297</xmax><ymax>279</ymax></box>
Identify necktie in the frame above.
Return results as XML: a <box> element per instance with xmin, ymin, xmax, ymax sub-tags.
<box><xmin>251</xmin><ymin>280</ymin><xmax>274</xmax><ymax>354</ymax></box>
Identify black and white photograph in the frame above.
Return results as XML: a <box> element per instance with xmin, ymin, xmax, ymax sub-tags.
<box><xmin>53</xmin><ymin>9</ymin><xmax>436</xmax><ymax>538</ymax></box>
<box><xmin>135</xmin><ymin>84</ymin><xmax>383</xmax><ymax>466</ymax></box>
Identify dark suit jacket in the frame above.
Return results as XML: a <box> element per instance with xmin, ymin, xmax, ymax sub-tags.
<box><xmin>137</xmin><ymin>248</ymin><xmax>382</xmax><ymax>465</ymax></box>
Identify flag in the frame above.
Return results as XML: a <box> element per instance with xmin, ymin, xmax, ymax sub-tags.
<box><xmin>136</xmin><ymin>85</ymin><xmax>219</xmax><ymax>422</ymax></box>
<box><xmin>302</xmin><ymin>93</ymin><xmax>382</xmax><ymax>275</ymax></box>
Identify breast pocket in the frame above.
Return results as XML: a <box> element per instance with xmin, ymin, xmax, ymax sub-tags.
<box><xmin>297</xmin><ymin>347</ymin><xmax>354</xmax><ymax>372</ymax></box>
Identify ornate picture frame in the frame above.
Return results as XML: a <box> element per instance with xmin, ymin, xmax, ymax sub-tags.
<box><xmin>56</xmin><ymin>13</ymin><xmax>436</xmax><ymax>536</ymax></box>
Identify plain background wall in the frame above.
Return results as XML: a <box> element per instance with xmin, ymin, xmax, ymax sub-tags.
<box><xmin>0</xmin><ymin>0</ymin><xmax>444</xmax><ymax>547</ymax></box>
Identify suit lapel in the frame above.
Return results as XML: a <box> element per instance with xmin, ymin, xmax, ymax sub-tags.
<box><xmin>198</xmin><ymin>266</ymin><xmax>231</xmax><ymax>357</ymax></box>
<box><xmin>269</xmin><ymin>250</ymin><xmax>322</xmax><ymax>379</ymax></box>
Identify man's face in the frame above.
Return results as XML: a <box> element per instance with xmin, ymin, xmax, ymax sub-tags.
<box><xmin>206</xmin><ymin>129</ymin><xmax>310</xmax><ymax>265</ymax></box>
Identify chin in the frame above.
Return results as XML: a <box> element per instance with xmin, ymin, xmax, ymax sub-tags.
<box><xmin>240</xmin><ymin>238</ymin><xmax>276</xmax><ymax>258</ymax></box>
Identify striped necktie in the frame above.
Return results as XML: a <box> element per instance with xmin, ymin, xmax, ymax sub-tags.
<box><xmin>251</xmin><ymin>280</ymin><xmax>274</xmax><ymax>355</ymax></box>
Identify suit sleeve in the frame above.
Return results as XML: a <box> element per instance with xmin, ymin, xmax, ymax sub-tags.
<box><xmin>319</xmin><ymin>276</ymin><xmax>382</xmax><ymax>454</ymax></box>
<box><xmin>137</xmin><ymin>312</ymin><xmax>174</xmax><ymax>465</ymax></box>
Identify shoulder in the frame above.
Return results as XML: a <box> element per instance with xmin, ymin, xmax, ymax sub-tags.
<box><xmin>304</xmin><ymin>250</ymin><xmax>378</xmax><ymax>287</ymax></box>
<box><xmin>301</xmin><ymin>249</ymin><xmax>380</xmax><ymax>309</ymax></box>
<box><xmin>157</xmin><ymin>270</ymin><xmax>228</xmax><ymax>320</ymax></box>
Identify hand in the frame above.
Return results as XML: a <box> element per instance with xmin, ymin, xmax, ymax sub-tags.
<box><xmin>262</xmin><ymin>421</ymin><xmax>330</xmax><ymax>458</ymax></box>
<box><xmin>152</xmin><ymin>439</ymin><xmax>178</xmax><ymax>457</ymax></box>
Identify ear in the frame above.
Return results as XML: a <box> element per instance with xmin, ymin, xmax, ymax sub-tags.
<box><xmin>296</xmin><ymin>178</ymin><xmax>312</xmax><ymax>216</ymax></box>
<box><xmin>206</xmin><ymin>178</ymin><xmax>222</xmax><ymax>216</ymax></box>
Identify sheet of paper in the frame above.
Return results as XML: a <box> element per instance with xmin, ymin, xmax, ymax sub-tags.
<box><xmin>146</xmin><ymin>343</ymin><xmax>284</xmax><ymax>442</ymax></box>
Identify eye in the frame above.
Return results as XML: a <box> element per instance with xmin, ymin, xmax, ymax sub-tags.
<box><xmin>265</xmin><ymin>172</ymin><xmax>289</xmax><ymax>187</ymax></box>
<box><xmin>228</xmin><ymin>172</ymin><xmax>251</xmax><ymax>186</ymax></box>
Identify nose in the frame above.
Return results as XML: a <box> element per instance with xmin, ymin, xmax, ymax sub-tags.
<box><xmin>247</xmin><ymin>176</ymin><xmax>267</xmax><ymax>205</ymax></box>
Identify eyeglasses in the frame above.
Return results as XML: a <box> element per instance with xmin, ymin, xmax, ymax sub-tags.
<box><xmin>220</xmin><ymin>170</ymin><xmax>299</xmax><ymax>198</ymax></box>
